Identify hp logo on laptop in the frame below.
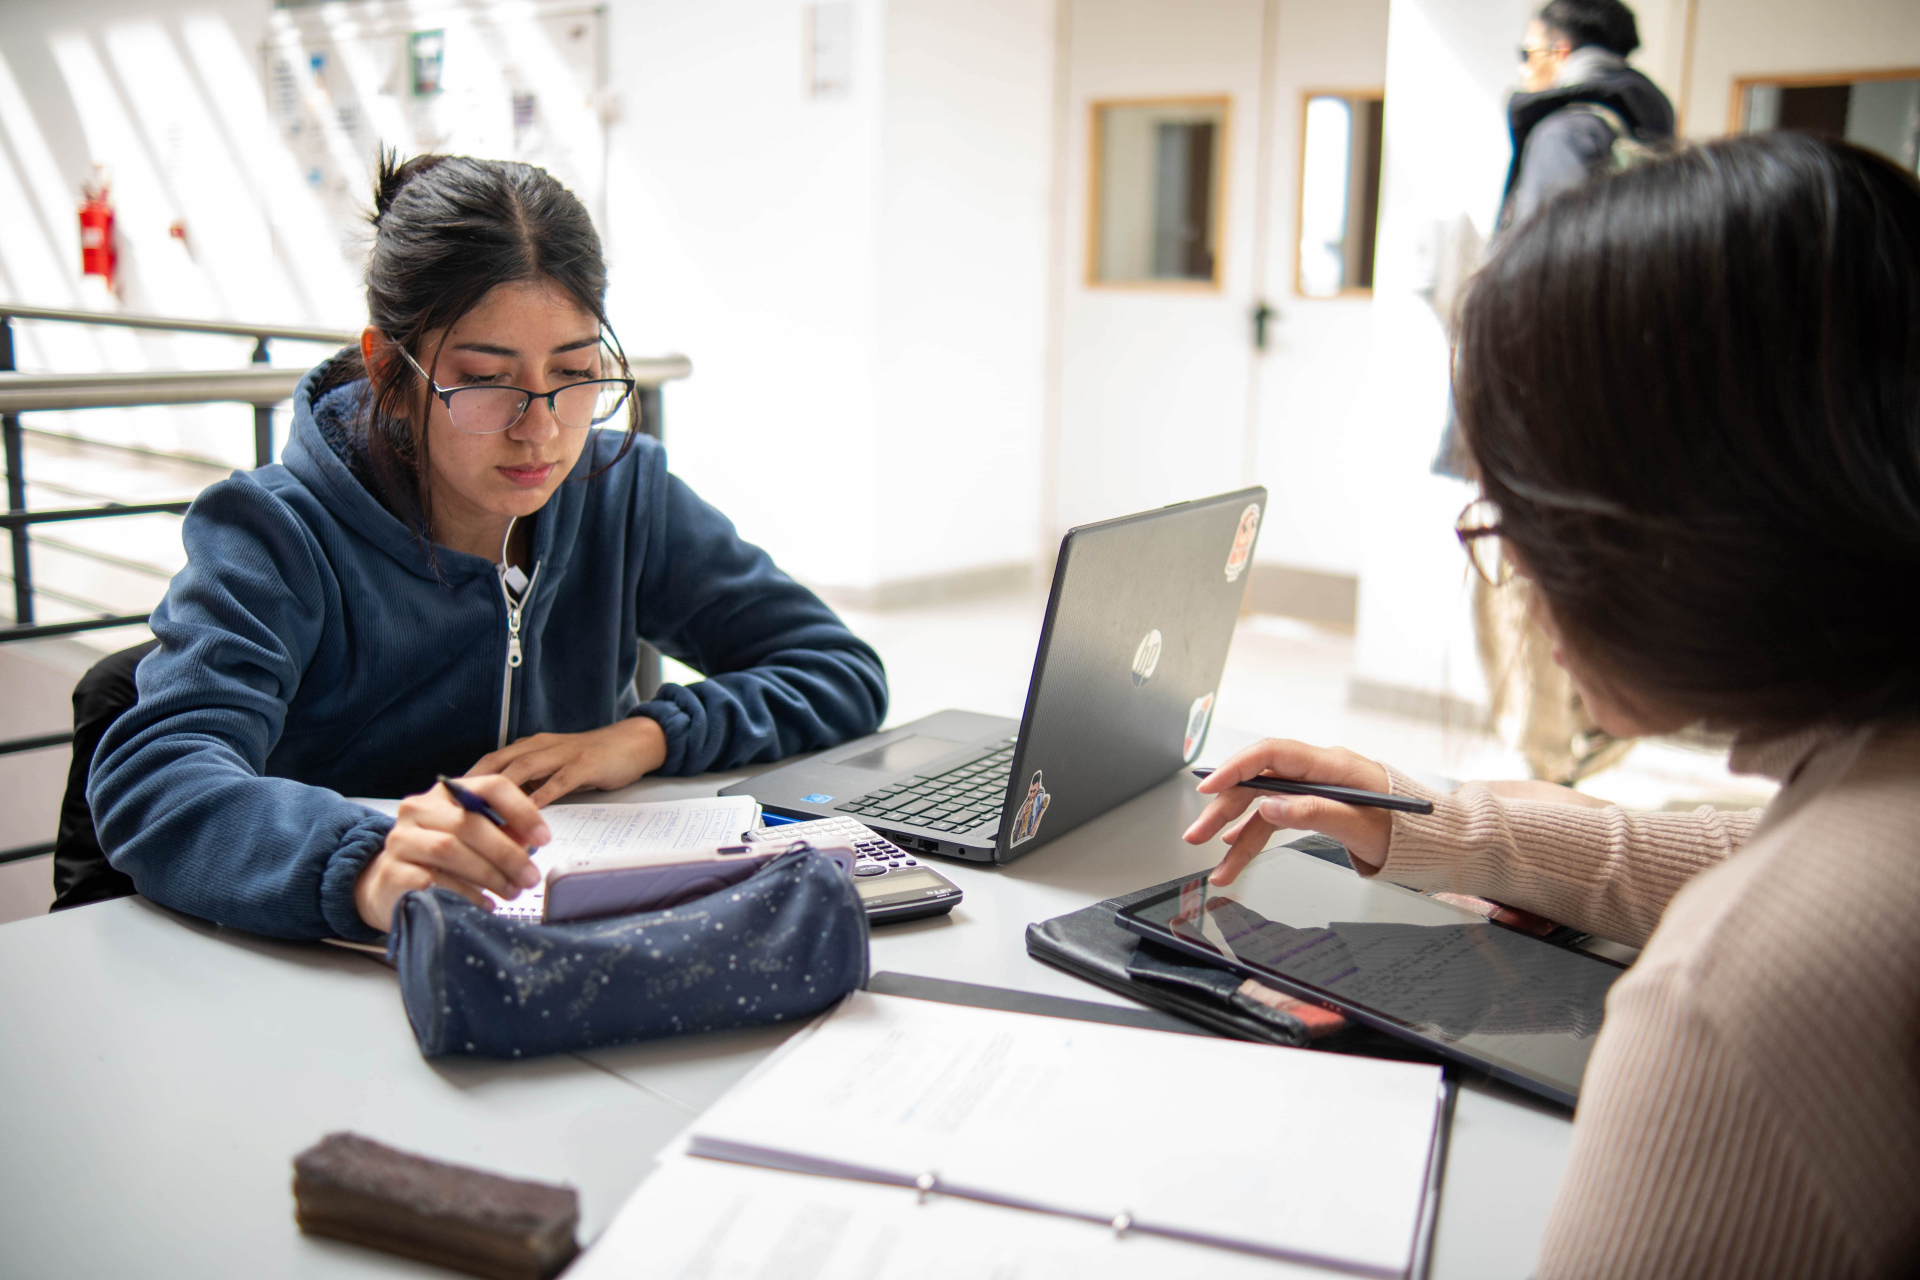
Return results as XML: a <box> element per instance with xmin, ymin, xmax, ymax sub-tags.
<box><xmin>1131</xmin><ymin>629</ymin><xmax>1163</xmax><ymax>686</ymax></box>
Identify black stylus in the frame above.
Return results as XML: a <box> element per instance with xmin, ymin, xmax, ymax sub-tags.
<box><xmin>1190</xmin><ymin>768</ymin><xmax>1434</xmax><ymax>815</ymax></box>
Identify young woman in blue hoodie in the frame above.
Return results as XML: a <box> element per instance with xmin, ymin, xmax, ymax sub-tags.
<box><xmin>86</xmin><ymin>155</ymin><xmax>888</xmax><ymax>941</ymax></box>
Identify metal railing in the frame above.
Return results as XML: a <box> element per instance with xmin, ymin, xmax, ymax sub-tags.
<box><xmin>0</xmin><ymin>301</ymin><xmax>689</xmax><ymax>866</ymax></box>
<box><xmin>1</xmin><ymin>305</ymin><xmax>358</xmax><ymax>641</ymax></box>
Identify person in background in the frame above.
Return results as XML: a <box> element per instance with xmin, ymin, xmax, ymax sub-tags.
<box><xmin>86</xmin><ymin>154</ymin><xmax>887</xmax><ymax>942</ymax></box>
<box><xmin>1503</xmin><ymin>0</ymin><xmax>1674</xmax><ymax>228</ymax></box>
<box><xmin>1192</xmin><ymin>133</ymin><xmax>1920</xmax><ymax>1277</ymax></box>
<box><xmin>1438</xmin><ymin>0</ymin><xmax>1679</xmax><ymax>784</ymax></box>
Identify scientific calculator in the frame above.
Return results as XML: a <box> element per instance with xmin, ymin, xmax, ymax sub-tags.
<box><xmin>749</xmin><ymin>815</ymin><xmax>964</xmax><ymax>924</ymax></box>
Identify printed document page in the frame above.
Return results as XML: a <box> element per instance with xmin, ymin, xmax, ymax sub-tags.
<box><xmin>687</xmin><ymin>991</ymin><xmax>1444</xmax><ymax>1277</ymax></box>
<box><xmin>571</xmin><ymin>1155</ymin><xmax>1334</xmax><ymax>1280</ymax></box>
<box><xmin>352</xmin><ymin>795</ymin><xmax>759</xmax><ymax>920</ymax></box>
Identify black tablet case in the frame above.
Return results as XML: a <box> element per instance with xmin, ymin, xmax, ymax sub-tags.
<box><xmin>1024</xmin><ymin>835</ymin><xmax>1436</xmax><ymax>1061</ymax></box>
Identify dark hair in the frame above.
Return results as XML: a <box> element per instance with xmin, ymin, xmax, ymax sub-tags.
<box><xmin>330</xmin><ymin>152</ymin><xmax>637</xmax><ymax>527</ymax></box>
<box><xmin>1537</xmin><ymin>0</ymin><xmax>1640</xmax><ymax>55</ymax></box>
<box><xmin>1455</xmin><ymin>132</ymin><xmax>1920</xmax><ymax>737</ymax></box>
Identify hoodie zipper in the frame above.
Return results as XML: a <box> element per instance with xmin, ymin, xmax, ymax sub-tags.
<box><xmin>496</xmin><ymin>519</ymin><xmax>542</xmax><ymax>750</ymax></box>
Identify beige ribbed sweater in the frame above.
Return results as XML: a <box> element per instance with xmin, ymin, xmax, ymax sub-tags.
<box><xmin>1377</xmin><ymin>723</ymin><xmax>1920</xmax><ymax>1279</ymax></box>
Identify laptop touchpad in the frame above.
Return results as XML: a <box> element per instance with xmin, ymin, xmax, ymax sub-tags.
<box><xmin>840</xmin><ymin>736</ymin><xmax>964</xmax><ymax>772</ymax></box>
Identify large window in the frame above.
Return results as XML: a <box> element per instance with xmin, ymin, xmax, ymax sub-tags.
<box><xmin>1089</xmin><ymin>98</ymin><xmax>1229</xmax><ymax>288</ymax></box>
<box><xmin>1295</xmin><ymin>91</ymin><xmax>1383</xmax><ymax>298</ymax></box>
<box><xmin>1735</xmin><ymin>71</ymin><xmax>1920</xmax><ymax>173</ymax></box>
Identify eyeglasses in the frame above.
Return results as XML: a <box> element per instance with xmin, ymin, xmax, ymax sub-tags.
<box><xmin>396</xmin><ymin>346</ymin><xmax>636</xmax><ymax>435</ymax></box>
<box><xmin>1455</xmin><ymin>497</ymin><xmax>1512</xmax><ymax>586</ymax></box>
<box><xmin>1516</xmin><ymin>43</ymin><xmax>1552</xmax><ymax>62</ymax></box>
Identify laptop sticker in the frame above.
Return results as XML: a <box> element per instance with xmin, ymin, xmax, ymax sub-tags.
<box><xmin>1224</xmin><ymin>503</ymin><xmax>1261</xmax><ymax>582</ymax></box>
<box><xmin>1131</xmin><ymin>629</ymin><xmax>1163</xmax><ymax>686</ymax></box>
<box><xmin>802</xmin><ymin>793</ymin><xmax>834</xmax><ymax>804</ymax></box>
<box><xmin>1184</xmin><ymin>691</ymin><xmax>1216</xmax><ymax>761</ymax></box>
<box><xmin>1008</xmin><ymin>770</ymin><xmax>1051</xmax><ymax>847</ymax></box>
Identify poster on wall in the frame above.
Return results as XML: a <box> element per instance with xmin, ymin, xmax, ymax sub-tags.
<box><xmin>265</xmin><ymin>1</ymin><xmax>606</xmax><ymax>274</ymax></box>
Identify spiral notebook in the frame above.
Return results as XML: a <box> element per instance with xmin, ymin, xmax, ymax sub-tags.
<box><xmin>575</xmin><ymin>1154</ymin><xmax>1349</xmax><ymax>1280</ymax></box>
<box><xmin>351</xmin><ymin>795</ymin><xmax>760</xmax><ymax>921</ymax></box>
<box><xmin>677</xmin><ymin>990</ymin><xmax>1450</xmax><ymax>1278</ymax></box>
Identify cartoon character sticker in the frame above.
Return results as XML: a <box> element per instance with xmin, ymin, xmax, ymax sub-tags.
<box><xmin>1131</xmin><ymin>629</ymin><xmax>1163</xmax><ymax>686</ymax></box>
<box><xmin>1183</xmin><ymin>691</ymin><xmax>1216</xmax><ymax>761</ymax></box>
<box><xmin>1224</xmin><ymin>503</ymin><xmax>1262</xmax><ymax>582</ymax></box>
<box><xmin>1008</xmin><ymin>769</ymin><xmax>1051</xmax><ymax>847</ymax></box>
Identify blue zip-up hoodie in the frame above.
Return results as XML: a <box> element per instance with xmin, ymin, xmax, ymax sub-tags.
<box><xmin>89</xmin><ymin>360</ymin><xmax>887</xmax><ymax>942</ymax></box>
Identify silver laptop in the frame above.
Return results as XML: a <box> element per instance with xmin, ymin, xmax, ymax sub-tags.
<box><xmin>722</xmin><ymin>487</ymin><xmax>1265</xmax><ymax>864</ymax></box>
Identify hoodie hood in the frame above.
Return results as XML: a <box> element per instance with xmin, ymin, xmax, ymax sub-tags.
<box><xmin>280</xmin><ymin>354</ymin><xmax>436</xmax><ymax>576</ymax></box>
<box><xmin>1501</xmin><ymin>55</ymin><xmax>1676</xmax><ymax>206</ymax></box>
<box><xmin>290</xmin><ymin>352</ymin><xmax>427</xmax><ymax>538</ymax></box>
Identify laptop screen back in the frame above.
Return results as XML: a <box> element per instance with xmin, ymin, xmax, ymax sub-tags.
<box><xmin>996</xmin><ymin>486</ymin><xmax>1265</xmax><ymax>860</ymax></box>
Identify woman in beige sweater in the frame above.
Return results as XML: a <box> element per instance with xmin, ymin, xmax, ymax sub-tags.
<box><xmin>1187</xmin><ymin>133</ymin><xmax>1920</xmax><ymax>1279</ymax></box>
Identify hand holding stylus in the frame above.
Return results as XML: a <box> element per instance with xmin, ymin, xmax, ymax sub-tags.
<box><xmin>352</xmin><ymin>775</ymin><xmax>552</xmax><ymax>932</ymax></box>
<box><xmin>1185</xmin><ymin>740</ymin><xmax>1400</xmax><ymax>886</ymax></box>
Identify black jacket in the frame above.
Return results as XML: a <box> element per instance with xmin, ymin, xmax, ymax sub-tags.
<box><xmin>1498</xmin><ymin>52</ymin><xmax>1675</xmax><ymax>229</ymax></box>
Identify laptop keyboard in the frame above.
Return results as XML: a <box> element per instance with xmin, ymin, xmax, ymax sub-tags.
<box><xmin>833</xmin><ymin>737</ymin><xmax>1016</xmax><ymax>834</ymax></box>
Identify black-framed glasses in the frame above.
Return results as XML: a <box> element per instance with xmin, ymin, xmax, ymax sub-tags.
<box><xmin>1455</xmin><ymin>497</ymin><xmax>1512</xmax><ymax>586</ymax></box>
<box><xmin>396</xmin><ymin>346</ymin><xmax>636</xmax><ymax>435</ymax></box>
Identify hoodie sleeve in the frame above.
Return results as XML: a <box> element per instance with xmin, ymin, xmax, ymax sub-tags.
<box><xmin>87</xmin><ymin>475</ymin><xmax>394</xmax><ymax>942</ymax></box>
<box><xmin>626</xmin><ymin>462</ymin><xmax>888</xmax><ymax>777</ymax></box>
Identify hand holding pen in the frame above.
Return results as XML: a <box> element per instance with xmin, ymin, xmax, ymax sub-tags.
<box><xmin>350</xmin><ymin>775</ymin><xmax>552</xmax><ymax>933</ymax></box>
<box><xmin>1184</xmin><ymin>739</ymin><xmax>1416</xmax><ymax>887</ymax></box>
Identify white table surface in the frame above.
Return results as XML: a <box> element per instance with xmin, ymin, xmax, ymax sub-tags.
<box><xmin>0</xmin><ymin>728</ymin><xmax>1573</xmax><ymax>1278</ymax></box>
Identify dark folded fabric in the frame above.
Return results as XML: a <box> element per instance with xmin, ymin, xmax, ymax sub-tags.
<box><xmin>389</xmin><ymin>849</ymin><xmax>867</xmax><ymax>1059</ymax></box>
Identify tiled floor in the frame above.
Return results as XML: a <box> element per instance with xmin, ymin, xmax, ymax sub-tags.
<box><xmin>0</xmin><ymin>588</ymin><xmax>1775</xmax><ymax>928</ymax></box>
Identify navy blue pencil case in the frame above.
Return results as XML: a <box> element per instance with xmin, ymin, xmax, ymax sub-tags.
<box><xmin>386</xmin><ymin>848</ymin><xmax>869</xmax><ymax>1059</ymax></box>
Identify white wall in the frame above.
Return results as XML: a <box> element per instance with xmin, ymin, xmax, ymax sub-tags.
<box><xmin>599</xmin><ymin>0</ymin><xmax>886</xmax><ymax>590</ymax></box>
<box><xmin>873</xmin><ymin>0</ymin><xmax>1053</xmax><ymax>585</ymax></box>
<box><xmin>602</xmin><ymin>0</ymin><xmax>1054</xmax><ymax>595</ymax></box>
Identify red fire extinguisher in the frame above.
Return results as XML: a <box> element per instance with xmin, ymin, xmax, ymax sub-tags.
<box><xmin>78</xmin><ymin>175</ymin><xmax>117</xmax><ymax>290</ymax></box>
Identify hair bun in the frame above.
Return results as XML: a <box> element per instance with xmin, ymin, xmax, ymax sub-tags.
<box><xmin>371</xmin><ymin>148</ymin><xmax>452</xmax><ymax>225</ymax></box>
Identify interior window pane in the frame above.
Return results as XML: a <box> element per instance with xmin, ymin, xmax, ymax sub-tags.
<box><xmin>1296</xmin><ymin>92</ymin><xmax>1383</xmax><ymax>297</ymax></box>
<box><xmin>1739</xmin><ymin>73</ymin><xmax>1920</xmax><ymax>174</ymax></box>
<box><xmin>1092</xmin><ymin>100</ymin><xmax>1227</xmax><ymax>285</ymax></box>
<box><xmin>1298</xmin><ymin>96</ymin><xmax>1352</xmax><ymax>297</ymax></box>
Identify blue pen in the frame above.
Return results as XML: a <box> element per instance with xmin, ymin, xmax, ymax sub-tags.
<box><xmin>438</xmin><ymin>774</ymin><xmax>509</xmax><ymax>829</ymax></box>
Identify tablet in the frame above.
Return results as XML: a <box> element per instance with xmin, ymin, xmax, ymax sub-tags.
<box><xmin>1115</xmin><ymin>847</ymin><xmax>1625</xmax><ymax>1106</ymax></box>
